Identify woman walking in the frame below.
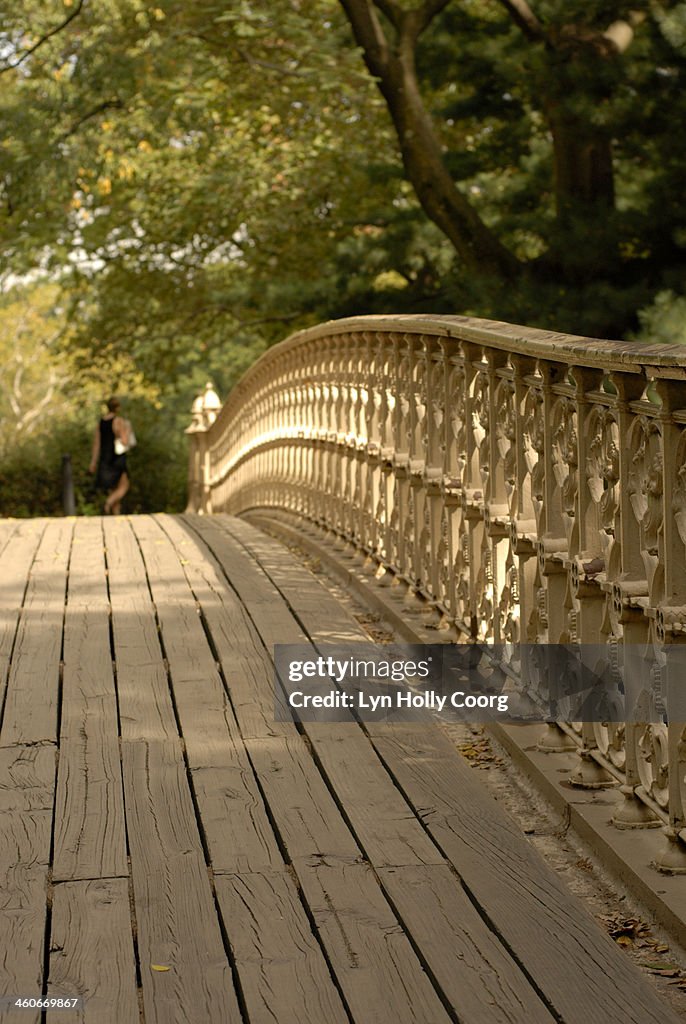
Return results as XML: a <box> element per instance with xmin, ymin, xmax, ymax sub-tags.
<box><xmin>89</xmin><ymin>396</ymin><xmax>131</xmax><ymax>514</ymax></box>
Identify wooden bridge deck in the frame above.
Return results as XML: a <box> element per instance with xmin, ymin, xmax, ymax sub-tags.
<box><xmin>0</xmin><ymin>513</ymin><xmax>679</xmax><ymax>1024</ymax></box>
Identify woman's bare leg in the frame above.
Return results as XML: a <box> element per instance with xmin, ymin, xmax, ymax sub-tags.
<box><xmin>105</xmin><ymin>473</ymin><xmax>130</xmax><ymax>515</ymax></box>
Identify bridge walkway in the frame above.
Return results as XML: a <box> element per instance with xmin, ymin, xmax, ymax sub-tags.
<box><xmin>0</xmin><ymin>513</ymin><xmax>679</xmax><ymax>1024</ymax></box>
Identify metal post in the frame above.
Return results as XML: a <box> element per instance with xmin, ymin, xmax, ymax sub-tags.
<box><xmin>62</xmin><ymin>454</ymin><xmax>76</xmax><ymax>516</ymax></box>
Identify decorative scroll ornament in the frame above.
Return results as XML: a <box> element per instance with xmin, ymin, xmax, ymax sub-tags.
<box><xmin>586</xmin><ymin>409</ymin><xmax>620</xmax><ymax>536</ymax></box>
<box><xmin>628</xmin><ymin>417</ymin><xmax>663</xmax><ymax>557</ymax></box>
<box><xmin>594</xmin><ymin>721</ymin><xmax>626</xmax><ymax>771</ymax></box>
<box><xmin>396</xmin><ymin>341</ymin><xmax>412</xmax><ymax>450</ymax></box>
<box><xmin>375</xmin><ymin>480</ymin><xmax>387</xmax><ymax>530</ymax></box>
<box><xmin>403</xmin><ymin>486</ymin><xmax>415</xmax><ymax>578</ymax></box>
<box><xmin>453</xmin><ymin>532</ymin><xmax>471</xmax><ymax>624</ymax></box>
<box><xmin>637</xmin><ymin>723</ymin><xmax>670</xmax><ymax>809</ymax></box>
<box><xmin>475</xmin><ymin>542</ymin><xmax>495</xmax><ymax>642</ymax></box>
<box><xmin>414</xmin><ymin>344</ymin><xmax>427</xmax><ymax>434</ymax></box>
<box><xmin>437</xmin><ymin>506</ymin><xmax>451</xmax><ymax>607</ymax></box>
<box><xmin>471</xmin><ymin>369</ymin><xmax>490</xmax><ymax>495</ymax></box>
<box><xmin>551</xmin><ymin>398</ymin><xmax>578</xmax><ymax>521</ymax></box>
<box><xmin>389</xmin><ymin>480</ymin><xmax>400</xmax><ymax>567</ymax></box>
<box><xmin>446</xmin><ymin>363</ymin><xmax>467</xmax><ymax>488</ymax></box>
<box><xmin>499</xmin><ymin>562</ymin><xmax>520</xmax><ymax>644</ymax></box>
<box><xmin>522</xmin><ymin>388</ymin><xmax>545</xmax><ymax>515</ymax></box>
<box><xmin>536</xmin><ymin>584</ymin><xmax>548</xmax><ymax>632</ymax></box>
<box><xmin>673</xmin><ymin>432</ymin><xmax>686</xmax><ymax>552</ymax></box>
<box><xmin>352</xmin><ymin>460</ymin><xmax>362</xmax><ymax>514</ymax></box>
<box><xmin>419</xmin><ymin>497</ymin><xmax>432</xmax><ymax>589</ymax></box>
<box><xmin>430</xmin><ymin>352</ymin><xmax>446</xmax><ymax>439</ymax></box>
<box><xmin>495</xmin><ymin>379</ymin><xmax>517</xmax><ymax>492</ymax></box>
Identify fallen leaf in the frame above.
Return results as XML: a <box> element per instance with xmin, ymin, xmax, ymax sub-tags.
<box><xmin>151</xmin><ymin>964</ymin><xmax>170</xmax><ymax>972</ymax></box>
<box><xmin>641</xmin><ymin>961</ymin><xmax>678</xmax><ymax>971</ymax></box>
<box><xmin>600</xmin><ymin>916</ymin><xmax>650</xmax><ymax>941</ymax></box>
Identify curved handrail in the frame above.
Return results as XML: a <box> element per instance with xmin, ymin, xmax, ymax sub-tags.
<box><xmin>187</xmin><ymin>313</ymin><xmax>686</xmax><ymax>871</ymax></box>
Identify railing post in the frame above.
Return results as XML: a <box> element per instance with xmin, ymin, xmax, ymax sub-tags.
<box><xmin>485</xmin><ymin>349</ymin><xmax>511</xmax><ymax>643</ymax></box>
<box><xmin>608</xmin><ymin>372</ymin><xmax>661</xmax><ymax>826</ymax></box>
<box><xmin>653</xmin><ymin>379</ymin><xmax>686</xmax><ymax>871</ymax></box>
<box><xmin>568</xmin><ymin>368</ymin><xmax>617</xmax><ymax>788</ymax></box>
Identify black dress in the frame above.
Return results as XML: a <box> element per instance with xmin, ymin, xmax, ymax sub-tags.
<box><xmin>97</xmin><ymin>417</ymin><xmax>128</xmax><ymax>490</ymax></box>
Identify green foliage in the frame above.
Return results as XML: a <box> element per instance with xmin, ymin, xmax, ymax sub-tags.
<box><xmin>0</xmin><ymin>403</ymin><xmax>188</xmax><ymax>518</ymax></box>
<box><xmin>634</xmin><ymin>289</ymin><xmax>686</xmax><ymax>345</ymax></box>
<box><xmin>1</xmin><ymin>0</ymin><xmax>686</xmax><ymax>477</ymax></box>
<box><xmin>1</xmin><ymin>0</ymin><xmax>400</xmax><ymax>372</ymax></box>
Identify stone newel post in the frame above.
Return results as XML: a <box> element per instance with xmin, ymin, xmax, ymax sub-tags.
<box><xmin>185</xmin><ymin>382</ymin><xmax>221</xmax><ymax>514</ymax></box>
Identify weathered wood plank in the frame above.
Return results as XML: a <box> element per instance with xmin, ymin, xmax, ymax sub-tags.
<box><xmin>184</xmin><ymin>514</ymin><xmax>442</xmax><ymax>869</ymax></box>
<box><xmin>298</xmin><ymin>862</ymin><xmax>452</xmax><ymax>1024</ymax></box>
<box><xmin>53</xmin><ymin>697</ymin><xmax>127</xmax><ymax>883</ymax></box>
<box><xmin>0</xmin><ymin>522</ymin><xmax>70</xmax><ymax>1024</ymax></box>
<box><xmin>154</xmin><ymin>517</ymin><xmax>295</xmax><ymax>737</ymax></box>
<box><xmin>371</xmin><ymin>722</ymin><xmax>683</xmax><ymax>1024</ymax></box>
<box><xmin>179</xmin><ymin>516</ymin><xmax>309</xmax><ymax>651</ymax></box>
<box><xmin>1</xmin><ymin>520</ymin><xmax>73</xmax><ymax>748</ymax></box>
<box><xmin>0</xmin><ymin>745</ymin><xmax>54</xmax><ymax>812</ymax></box>
<box><xmin>240</xmin><ymin>735</ymin><xmax>362</xmax><ymax>864</ymax></box>
<box><xmin>137</xmin><ymin>526</ymin><xmax>368</xmax><ymax>1024</ymax></box>
<box><xmin>46</xmin><ymin>879</ymin><xmax>138</xmax><ymax>1023</ymax></box>
<box><xmin>172</xmin><ymin>517</ymin><xmax>495</xmax><ymax>1022</ymax></box>
<box><xmin>53</xmin><ymin>519</ymin><xmax>127</xmax><ymax>882</ymax></box>
<box><xmin>104</xmin><ymin>520</ymin><xmax>242</xmax><ymax>1022</ymax></box>
<box><xmin>0</xmin><ymin>745</ymin><xmax>55</xmax><ymax>1024</ymax></box>
<box><xmin>224</xmin><ymin>515</ymin><xmax>683</xmax><ymax>1024</ymax></box>
<box><xmin>377</xmin><ymin>864</ymin><xmax>553</xmax><ymax>1024</ymax></box>
<box><xmin>122</xmin><ymin>738</ymin><xmax>241</xmax><ymax>1024</ymax></box>
<box><xmin>0</xmin><ymin>520</ymin><xmax>46</xmax><ymax>722</ymax></box>
<box><xmin>103</xmin><ymin>518</ymin><xmax>178</xmax><ymax>744</ymax></box>
<box><xmin>155</xmin><ymin>515</ymin><xmax>362</xmax><ymax>864</ymax></box>
<box><xmin>0</xmin><ymin>519</ymin><xmax>19</xmax><ymax>558</ymax></box>
<box><xmin>193</xmin><ymin>517</ymin><xmax>557</xmax><ymax>1024</ymax></box>
<box><xmin>130</xmin><ymin>516</ymin><xmax>283</xmax><ymax>875</ymax></box>
<box><xmin>215</xmin><ymin>871</ymin><xmax>349</xmax><ymax>1024</ymax></box>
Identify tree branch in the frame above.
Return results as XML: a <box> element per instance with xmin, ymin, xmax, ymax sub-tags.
<box><xmin>411</xmin><ymin>0</ymin><xmax>454</xmax><ymax>38</ymax></box>
<box><xmin>0</xmin><ymin>0</ymin><xmax>85</xmax><ymax>75</ymax></box>
<box><xmin>374</xmin><ymin>0</ymin><xmax>401</xmax><ymax>30</ymax></box>
<box><xmin>339</xmin><ymin>0</ymin><xmax>390</xmax><ymax>75</ymax></box>
<box><xmin>234</xmin><ymin>47</ymin><xmax>310</xmax><ymax>78</ymax></box>
<box><xmin>494</xmin><ymin>0</ymin><xmax>546</xmax><ymax>43</ymax></box>
<box><xmin>58</xmin><ymin>99</ymin><xmax>124</xmax><ymax>142</ymax></box>
<box><xmin>375</xmin><ymin>1</ymin><xmax>453</xmax><ymax>44</ymax></box>
<box><xmin>338</xmin><ymin>0</ymin><xmax>521</xmax><ymax>278</ymax></box>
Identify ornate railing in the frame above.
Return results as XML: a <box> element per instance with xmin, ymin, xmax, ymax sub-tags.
<box><xmin>187</xmin><ymin>314</ymin><xmax>686</xmax><ymax>872</ymax></box>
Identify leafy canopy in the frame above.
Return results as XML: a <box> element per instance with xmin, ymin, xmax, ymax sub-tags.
<box><xmin>2</xmin><ymin>0</ymin><xmax>686</xmax><ymax>388</ymax></box>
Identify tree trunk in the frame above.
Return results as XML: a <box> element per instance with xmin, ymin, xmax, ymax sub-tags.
<box><xmin>541</xmin><ymin>30</ymin><xmax>620</xmax><ymax>278</ymax></box>
<box><xmin>380</xmin><ymin>48</ymin><xmax>521</xmax><ymax>280</ymax></box>
<box><xmin>339</xmin><ymin>0</ymin><xmax>521</xmax><ymax>281</ymax></box>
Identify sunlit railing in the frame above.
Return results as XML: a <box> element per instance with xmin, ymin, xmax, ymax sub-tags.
<box><xmin>187</xmin><ymin>313</ymin><xmax>686</xmax><ymax>872</ymax></box>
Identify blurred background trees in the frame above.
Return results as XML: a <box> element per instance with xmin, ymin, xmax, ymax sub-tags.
<box><xmin>1</xmin><ymin>0</ymin><xmax>685</xmax><ymax>512</ymax></box>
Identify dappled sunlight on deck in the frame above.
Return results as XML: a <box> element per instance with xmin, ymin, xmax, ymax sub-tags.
<box><xmin>0</xmin><ymin>513</ymin><xmax>681</xmax><ymax>1023</ymax></box>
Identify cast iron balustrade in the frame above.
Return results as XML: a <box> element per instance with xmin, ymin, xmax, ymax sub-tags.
<box><xmin>187</xmin><ymin>314</ymin><xmax>686</xmax><ymax>872</ymax></box>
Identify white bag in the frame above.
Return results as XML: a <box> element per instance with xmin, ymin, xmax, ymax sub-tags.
<box><xmin>114</xmin><ymin>420</ymin><xmax>137</xmax><ymax>455</ymax></box>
